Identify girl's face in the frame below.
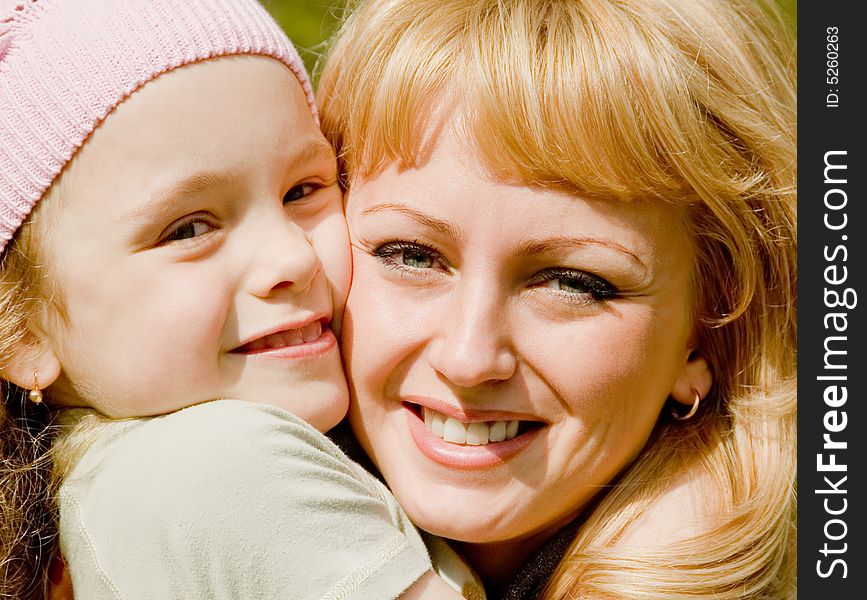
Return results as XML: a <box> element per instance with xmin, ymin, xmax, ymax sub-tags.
<box><xmin>343</xmin><ymin>124</ymin><xmax>700</xmax><ymax>548</ymax></box>
<box><xmin>37</xmin><ymin>57</ymin><xmax>350</xmax><ymax>431</ymax></box>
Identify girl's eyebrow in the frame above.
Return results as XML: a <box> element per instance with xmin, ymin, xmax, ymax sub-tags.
<box><xmin>122</xmin><ymin>170</ymin><xmax>243</xmax><ymax>224</ymax></box>
<box><xmin>283</xmin><ymin>139</ymin><xmax>336</xmax><ymax>176</ymax></box>
<box><xmin>359</xmin><ymin>203</ymin><xmax>460</xmax><ymax>240</ymax></box>
<box><xmin>157</xmin><ymin>171</ymin><xmax>238</xmax><ymax>204</ymax></box>
<box><xmin>125</xmin><ymin>140</ymin><xmax>337</xmax><ymax>223</ymax></box>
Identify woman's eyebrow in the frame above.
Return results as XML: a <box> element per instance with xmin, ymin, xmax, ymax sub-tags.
<box><xmin>359</xmin><ymin>203</ymin><xmax>460</xmax><ymax>240</ymax></box>
<box><xmin>516</xmin><ymin>237</ymin><xmax>646</xmax><ymax>267</ymax></box>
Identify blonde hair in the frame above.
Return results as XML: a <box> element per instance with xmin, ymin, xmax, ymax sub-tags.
<box><xmin>0</xmin><ymin>206</ymin><xmax>58</xmax><ymax>598</ymax></box>
<box><xmin>318</xmin><ymin>0</ymin><xmax>796</xmax><ymax>597</ymax></box>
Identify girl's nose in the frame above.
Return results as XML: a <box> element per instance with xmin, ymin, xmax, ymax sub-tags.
<box><xmin>425</xmin><ymin>280</ymin><xmax>517</xmax><ymax>388</ymax></box>
<box><xmin>245</xmin><ymin>219</ymin><xmax>321</xmax><ymax>298</ymax></box>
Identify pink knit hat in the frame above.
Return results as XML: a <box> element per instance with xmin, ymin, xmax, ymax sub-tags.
<box><xmin>0</xmin><ymin>0</ymin><xmax>316</xmax><ymax>253</ymax></box>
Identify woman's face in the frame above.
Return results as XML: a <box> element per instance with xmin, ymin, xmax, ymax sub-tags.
<box><xmin>342</xmin><ymin>124</ymin><xmax>699</xmax><ymax>547</ymax></box>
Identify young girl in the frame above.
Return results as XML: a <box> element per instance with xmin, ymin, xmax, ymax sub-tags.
<box><xmin>0</xmin><ymin>0</ymin><xmax>473</xmax><ymax>598</ymax></box>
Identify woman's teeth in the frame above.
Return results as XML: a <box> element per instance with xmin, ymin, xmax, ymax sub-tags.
<box><xmin>422</xmin><ymin>407</ymin><xmax>521</xmax><ymax>445</ymax></box>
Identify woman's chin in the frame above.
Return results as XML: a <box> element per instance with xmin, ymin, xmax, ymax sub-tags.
<box><xmin>392</xmin><ymin>485</ymin><xmax>529</xmax><ymax>544</ymax></box>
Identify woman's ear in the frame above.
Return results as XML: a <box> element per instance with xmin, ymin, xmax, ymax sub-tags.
<box><xmin>1</xmin><ymin>333</ymin><xmax>61</xmax><ymax>392</ymax></box>
<box><xmin>670</xmin><ymin>348</ymin><xmax>713</xmax><ymax>409</ymax></box>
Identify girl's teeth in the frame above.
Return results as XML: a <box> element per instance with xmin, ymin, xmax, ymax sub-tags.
<box><xmin>245</xmin><ymin>322</ymin><xmax>324</xmax><ymax>351</ymax></box>
<box><xmin>284</xmin><ymin>329</ymin><xmax>303</xmax><ymax>346</ymax></box>
<box><xmin>421</xmin><ymin>407</ymin><xmax>523</xmax><ymax>446</ymax></box>
<box><xmin>300</xmin><ymin>321</ymin><xmax>322</xmax><ymax>342</ymax></box>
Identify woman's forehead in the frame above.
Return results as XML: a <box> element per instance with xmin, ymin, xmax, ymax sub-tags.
<box><xmin>346</xmin><ymin>126</ymin><xmax>693</xmax><ymax>272</ymax></box>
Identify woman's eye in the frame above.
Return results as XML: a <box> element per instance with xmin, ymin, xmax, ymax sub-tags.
<box><xmin>161</xmin><ymin>219</ymin><xmax>215</xmax><ymax>243</ymax></box>
<box><xmin>536</xmin><ymin>269</ymin><xmax>617</xmax><ymax>303</ymax></box>
<box><xmin>373</xmin><ymin>242</ymin><xmax>446</xmax><ymax>272</ymax></box>
<box><xmin>397</xmin><ymin>247</ymin><xmax>434</xmax><ymax>268</ymax></box>
<box><xmin>283</xmin><ymin>182</ymin><xmax>324</xmax><ymax>204</ymax></box>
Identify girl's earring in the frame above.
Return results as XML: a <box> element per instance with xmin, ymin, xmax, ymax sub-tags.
<box><xmin>29</xmin><ymin>369</ymin><xmax>43</xmax><ymax>404</ymax></box>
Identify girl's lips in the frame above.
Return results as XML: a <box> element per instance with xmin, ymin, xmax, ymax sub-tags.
<box><xmin>231</xmin><ymin>323</ymin><xmax>337</xmax><ymax>360</ymax></box>
<box><xmin>404</xmin><ymin>403</ymin><xmax>541</xmax><ymax>469</ymax></box>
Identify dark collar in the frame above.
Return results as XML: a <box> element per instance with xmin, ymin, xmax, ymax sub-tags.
<box><xmin>492</xmin><ymin>516</ymin><xmax>582</xmax><ymax>600</ymax></box>
<box><xmin>328</xmin><ymin>418</ymin><xmax>380</xmax><ymax>474</ymax></box>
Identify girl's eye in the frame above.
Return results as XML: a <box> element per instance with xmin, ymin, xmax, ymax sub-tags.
<box><xmin>161</xmin><ymin>219</ymin><xmax>216</xmax><ymax>244</ymax></box>
<box><xmin>373</xmin><ymin>241</ymin><xmax>447</xmax><ymax>272</ymax></box>
<box><xmin>283</xmin><ymin>182</ymin><xmax>324</xmax><ymax>204</ymax></box>
<box><xmin>535</xmin><ymin>269</ymin><xmax>618</xmax><ymax>304</ymax></box>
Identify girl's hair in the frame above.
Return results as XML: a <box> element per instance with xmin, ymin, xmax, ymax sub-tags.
<box><xmin>318</xmin><ymin>0</ymin><xmax>796</xmax><ymax>597</ymax></box>
<box><xmin>0</xmin><ymin>206</ymin><xmax>57</xmax><ymax>599</ymax></box>
<box><xmin>0</xmin><ymin>398</ymin><xmax>55</xmax><ymax>599</ymax></box>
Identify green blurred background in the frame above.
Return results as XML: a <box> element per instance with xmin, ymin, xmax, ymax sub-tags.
<box><xmin>262</xmin><ymin>0</ymin><xmax>797</xmax><ymax>82</ymax></box>
<box><xmin>260</xmin><ymin>0</ymin><xmax>346</xmax><ymax>78</ymax></box>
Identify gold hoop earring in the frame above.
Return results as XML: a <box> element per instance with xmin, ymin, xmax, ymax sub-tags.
<box><xmin>29</xmin><ymin>369</ymin><xmax>43</xmax><ymax>404</ymax></box>
<box><xmin>671</xmin><ymin>389</ymin><xmax>700</xmax><ymax>421</ymax></box>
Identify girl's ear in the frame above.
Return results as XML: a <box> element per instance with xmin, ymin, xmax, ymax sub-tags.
<box><xmin>670</xmin><ymin>348</ymin><xmax>713</xmax><ymax>410</ymax></box>
<box><xmin>1</xmin><ymin>333</ymin><xmax>61</xmax><ymax>392</ymax></box>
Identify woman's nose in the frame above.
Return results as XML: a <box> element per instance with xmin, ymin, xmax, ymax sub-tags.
<box><xmin>426</xmin><ymin>280</ymin><xmax>517</xmax><ymax>387</ymax></box>
<box><xmin>245</xmin><ymin>219</ymin><xmax>321</xmax><ymax>298</ymax></box>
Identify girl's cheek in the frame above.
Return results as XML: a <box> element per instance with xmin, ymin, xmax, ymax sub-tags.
<box><xmin>313</xmin><ymin>212</ymin><xmax>353</xmax><ymax>313</ymax></box>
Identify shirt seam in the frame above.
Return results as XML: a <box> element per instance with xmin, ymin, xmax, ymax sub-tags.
<box><xmin>320</xmin><ymin>532</ymin><xmax>413</xmax><ymax>600</ymax></box>
<box><xmin>61</xmin><ymin>488</ymin><xmax>124</xmax><ymax>600</ymax></box>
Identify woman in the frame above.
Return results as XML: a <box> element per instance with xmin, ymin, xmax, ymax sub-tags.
<box><xmin>318</xmin><ymin>0</ymin><xmax>796</xmax><ymax>597</ymax></box>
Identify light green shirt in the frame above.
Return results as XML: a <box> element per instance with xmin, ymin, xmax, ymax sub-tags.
<box><xmin>58</xmin><ymin>400</ymin><xmax>434</xmax><ymax>599</ymax></box>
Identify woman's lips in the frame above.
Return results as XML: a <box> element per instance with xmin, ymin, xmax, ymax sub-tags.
<box><xmin>231</xmin><ymin>320</ymin><xmax>336</xmax><ymax>359</ymax></box>
<box><xmin>404</xmin><ymin>403</ymin><xmax>541</xmax><ymax>469</ymax></box>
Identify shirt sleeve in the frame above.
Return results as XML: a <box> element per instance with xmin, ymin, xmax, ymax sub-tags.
<box><xmin>59</xmin><ymin>400</ymin><xmax>432</xmax><ymax>600</ymax></box>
